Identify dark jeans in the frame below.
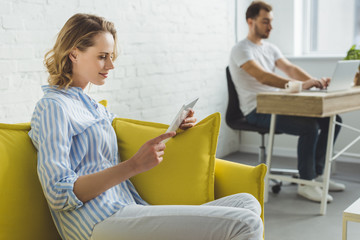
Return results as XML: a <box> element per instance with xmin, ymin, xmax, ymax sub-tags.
<box><xmin>246</xmin><ymin>109</ymin><xmax>342</xmax><ymax>180</ymax></box>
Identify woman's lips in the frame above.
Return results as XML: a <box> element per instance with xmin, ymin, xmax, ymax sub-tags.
<box><xmin>99</xmin><ymin>73</ymin><xmax>108</xmax><ymax>78</ymax></box>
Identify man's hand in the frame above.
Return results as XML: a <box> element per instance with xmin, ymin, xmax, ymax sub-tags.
<box><xmin>302</xmin><ymin>77</ymin><xmax>330</xmax><ymax>90</ymax></box>
<box><xmin>129</xmin><ymin>132</ymin><xmax>176</xmax><ymax>174</ymax></box>
<box><xmin>179</xmin><ymin>109</ymin><xmax>197</xmax><ymax>130</ymax></box>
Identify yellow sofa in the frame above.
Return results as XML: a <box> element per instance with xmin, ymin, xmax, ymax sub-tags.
<box><xmin>0</xmin><ymin>117</ymin><xmax>266</xmax><ymax>239</ymax></box>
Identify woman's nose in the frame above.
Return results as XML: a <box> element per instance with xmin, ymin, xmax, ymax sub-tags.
<box><xmin>106</xmin><ymin>58</ymin><xmax>114</xmax><ymax>70</ymax></box>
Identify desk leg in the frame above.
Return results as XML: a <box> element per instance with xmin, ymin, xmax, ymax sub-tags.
<box><xmin>320</xmin><ymin>115</ymin><xmax>335</xmax><ymax>215</ymax></box>
<box><xmin>342</xmin><ymin>218</ymin><xmax>347</xmax><ymax>240</ymax></box>
<box><xmin>264</xmin><ymin>114</ymin><xmax>276</xmax><ymax>203</ymax></box>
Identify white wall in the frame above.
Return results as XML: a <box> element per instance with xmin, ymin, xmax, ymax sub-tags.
<box><xmin>0</xmin><ymin>0</ymin><xmax>240</xmax><ymax>158</ymax></box>
<box><xmin>266</xmin><ymin>0</ymin><xmax>296</xmax><ymax>56</ymax></box>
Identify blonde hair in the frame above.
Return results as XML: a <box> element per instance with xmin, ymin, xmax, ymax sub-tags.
<box><xmin>44</xmin><ymin>13</ymin><xmax>118</xmax><ymax>89</ymax></box>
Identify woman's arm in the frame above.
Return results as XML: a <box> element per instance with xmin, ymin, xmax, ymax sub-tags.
<box><xmin>73</xmin><ymin>131</ymin><xmax>176</xmax><ymax>203</ymax></box>
<box><xmin>74</xmin><ymin>106</ymin><xmax>196</xmax><ymax>203</ymax></box>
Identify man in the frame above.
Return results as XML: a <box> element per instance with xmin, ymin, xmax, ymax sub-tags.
<box><xmin>229</xmin><ymin>0</ymin><xmax>345</xmax><ymax>203</ymax></box>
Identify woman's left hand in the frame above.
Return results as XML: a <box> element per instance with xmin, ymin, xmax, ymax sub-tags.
<box><xmin>179</xmin><ymin>109</ymin><xmax>197</xmax><ymax>130</ymax></box>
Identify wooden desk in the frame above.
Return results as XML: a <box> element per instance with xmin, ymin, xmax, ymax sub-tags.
<box><xmin>257</xmin><ymin>87</ymin><xmax>360</xmax><ymax>215</ymax></box>
<box><xmin>343</xmin><ymin>197</ymin><xmax>360</xmax><ymax>240</ymax></box>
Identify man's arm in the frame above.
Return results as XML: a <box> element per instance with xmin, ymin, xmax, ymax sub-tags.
<box><xmin>241</xmin><ymin>59</ymin><xmax>326</xmax><ymax>90</ymax></box>
<box><xmin>275</xmin><ymin>58</ymin><xmax>312</xmax><ymax>81</ymax></box>
<box><xmin>241</xmin><ymin>60</ymin><xmax>291</xmax><ymax>88</ymax></box>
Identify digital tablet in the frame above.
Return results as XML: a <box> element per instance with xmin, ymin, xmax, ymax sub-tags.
<box><xmin>162</xmin><ymin>98</ymin><xmax>199</xmax><ymax>143</ymax></box>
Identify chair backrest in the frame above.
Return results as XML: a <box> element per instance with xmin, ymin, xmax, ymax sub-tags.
<box><xmin>225</xmin><ymin>66</ymin><xmax>246</xmax><ymax>128</ymax></box>
<box><xmin>225</xmin><ymin>67</ymin><xmax>278</xmax><ymax>135</ymax></box>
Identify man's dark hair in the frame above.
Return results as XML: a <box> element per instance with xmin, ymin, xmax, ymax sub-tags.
<box><xmin>246</xmin><ymin>1</ymin><xmax>272</xmax><ymax>20</ymax></box>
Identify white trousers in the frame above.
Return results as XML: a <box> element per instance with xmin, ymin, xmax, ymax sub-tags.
<box><xmin>91</xmin><ymin>193</ymin><xmax>263</xmax><ymax>240</ymax></box>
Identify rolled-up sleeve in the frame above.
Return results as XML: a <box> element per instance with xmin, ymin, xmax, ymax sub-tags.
<box><xmin>34</xmin><ymin>99</ymin><xmax>83</xmax><ymax>211</ymax></box>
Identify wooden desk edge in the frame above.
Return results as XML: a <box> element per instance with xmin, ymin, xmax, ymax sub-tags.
<box><xmin>257</xmin><ymin>88</ymin><xmax>360</xmax><ymax>117</ymax></box>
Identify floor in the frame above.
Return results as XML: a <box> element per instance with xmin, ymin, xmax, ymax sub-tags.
<box><xmin>223</xmin><ymin>151</ymin><xmax>360</xmax><ymax>240</ymax></box>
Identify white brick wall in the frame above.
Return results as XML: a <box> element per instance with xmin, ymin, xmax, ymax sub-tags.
<box><xmin>0</xmin><ymin>0</ymin><xmax>240</xmax><ymax>157</ymax></box>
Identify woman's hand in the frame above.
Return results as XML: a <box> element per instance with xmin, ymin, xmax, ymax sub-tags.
<box><xmin>179</xmin><ymin>109</ymin><xmax>197</xmax><ymax>130</ymax></box>
<box><xmin>129</xmin><ymin>131</ymin><xmax>176</xmax><ymax>174</ymax></box>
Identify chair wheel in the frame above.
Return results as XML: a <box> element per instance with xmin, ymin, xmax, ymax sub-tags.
<box><xmin>272</xmin><ymin>185</ymin><xmax>281</xmax><ymax>194</ymax></box>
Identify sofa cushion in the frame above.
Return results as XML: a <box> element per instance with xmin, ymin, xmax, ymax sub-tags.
<box><xmin>113</xmin><ymin>112</ymin><xmax>220</xmax><ymax>205</ymax></box>
<box><xmin>0</xmin><ymin>123</ymin><xmax>61</xmax><ymax>240</ymax></box>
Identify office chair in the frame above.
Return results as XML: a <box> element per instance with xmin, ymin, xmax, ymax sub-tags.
<box><xmin>225</xmin><ymin>66</ymin><xmax>269</xmax><ymax>163</ymax></box>
<box><xmin>225</xmin><ymin>66</ymin><xmax>298</xmax><ymax>193</ymax></box>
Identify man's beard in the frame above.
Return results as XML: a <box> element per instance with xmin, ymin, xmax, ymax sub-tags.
<box><xmin>255</xmin><ymin>25</ymin><xmax>270</xmax><ymax>39</ymax></box>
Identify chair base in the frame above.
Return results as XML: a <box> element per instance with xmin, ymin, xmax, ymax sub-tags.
<box><xmin>258</xmin><ymin>133</ymin><xmax>299</xmax><ymax>194</ymax></box>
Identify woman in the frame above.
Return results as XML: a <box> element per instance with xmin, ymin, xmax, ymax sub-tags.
<box><xmin>29</xmin><ymin>13</ymin><xmax>263</xmax><ymax>240</ymax></box>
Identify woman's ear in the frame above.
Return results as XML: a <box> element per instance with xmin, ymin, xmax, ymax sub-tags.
<box><xmin>69</xmin><ymin>49</ymin><xmax>78</xmax><ymax>63</ymax></box>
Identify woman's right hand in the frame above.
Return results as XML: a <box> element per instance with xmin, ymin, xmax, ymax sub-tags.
<box><xmin>129</xmin><ymin>131</ymin><xmax>176</xmax><ymax>175</ymax></box>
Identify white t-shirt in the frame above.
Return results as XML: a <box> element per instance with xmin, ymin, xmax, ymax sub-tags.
<box><xmin>229</xmin><ymin>38</ymin><xmax>284</xmax><ymax>115</ymax></box>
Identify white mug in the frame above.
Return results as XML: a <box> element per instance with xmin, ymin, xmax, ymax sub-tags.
<box><xmin>285</xmin><ymin>81</ymin><xmax>302</xmax><ymax>93</ymax></box>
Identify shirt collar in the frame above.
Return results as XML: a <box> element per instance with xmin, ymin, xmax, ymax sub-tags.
<box><xmin>42</xmin><ymin>85</ymin><xmax>84</xmax><ymax>99</ymax></box>
<box><xmin>41</xmin><ymin>85</ymin><xmax>99</xmax><ymax>109</ymax></box>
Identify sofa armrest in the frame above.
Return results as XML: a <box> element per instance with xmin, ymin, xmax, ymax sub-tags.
<box><xmin>214</xmin><ymin>158</ymin><xmax>267</xmax><ymax>221</ymax></box>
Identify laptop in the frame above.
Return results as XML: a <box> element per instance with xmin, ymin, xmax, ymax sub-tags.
<box><xmin>304</xmin><ymin>60</ymin><xmax>360</xmax><ymax>92</ymax></box>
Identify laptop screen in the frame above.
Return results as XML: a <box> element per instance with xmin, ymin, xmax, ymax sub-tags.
<box><xmin>327</xmin><ymin>60</ymin><xmax>360</xmax><ymax>92</ymax></box>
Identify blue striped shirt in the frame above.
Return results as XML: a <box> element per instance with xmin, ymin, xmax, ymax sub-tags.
<box><xmin>29</xmin><ymin>85</ymin><xmax>147</xmax><ymax>240</ymax></box>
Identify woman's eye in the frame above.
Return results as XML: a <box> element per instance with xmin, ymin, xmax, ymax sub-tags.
<box><xmin>99</xmin><ymin>55</ymin><xmax>106</xmax><ymax>59</ymax></box>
